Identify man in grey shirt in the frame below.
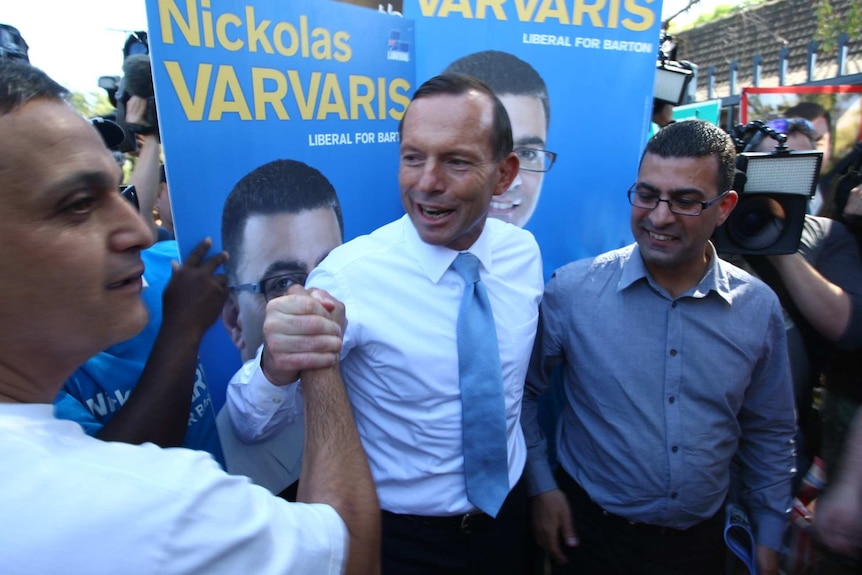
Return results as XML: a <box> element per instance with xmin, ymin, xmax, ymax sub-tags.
<box><xmin>522</xmin><ymin>120</ymin><xmax>795</xmax><ymax>575</ymax></box>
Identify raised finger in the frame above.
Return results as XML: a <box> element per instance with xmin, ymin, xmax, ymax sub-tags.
<box><xmin>199</xmin><ymin>250</ymin><xmax>229</xmax><ymax>274</ymax></box>
<box><xmin>184</xmin><ymin>237</ymin><xmax>213</xmax><ymax>267</ymax></box>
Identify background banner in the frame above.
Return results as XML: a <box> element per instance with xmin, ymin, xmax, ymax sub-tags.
<box><xmin>403</xmin><ymin>0</ymin><xmax>665</xmax><ymax>279</ymax></box>
<box><xmin>673</xmin><ymin>99</ymin><xmax>721</xmax><ymax>125</ymax></box>
<box><xmin>741</xmin><ymin>85</ymin><xmax>862</xmax><ymax>175</ymax></box>
<box><xmin>145</xmin><ymin>0</ymin><xmax>415</xmax><ymax>407</ymax></box>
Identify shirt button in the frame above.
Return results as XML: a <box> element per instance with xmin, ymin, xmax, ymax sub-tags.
<box><xmin>271</xmin><ymin>397</ymin><xmax>282</xmax><ymax>404</ymax></box>
<box><xmin>671</xmin><ymin>492</ymin><xmax>678</xmax><ymax>499</ymax></box>
<box><xmin>670</xmin><ymin>349</ymin><xmax>678</xmax><ymax>356</ymax></box>
<box><xmin>671</xmin><ymin>301</ymin><xmax>678</xmax><ymax>308</ymax></box>
<box><xmin>669</xmin><ymin>396</ymin><xmax>675</xmax><ymax>404</ymax></box>
<box><xmin>672</xmin><ymin>446</ymin><xmax>679</xmax><ymax>453</ymax></box>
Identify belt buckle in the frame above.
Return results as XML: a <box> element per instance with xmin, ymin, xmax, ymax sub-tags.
<box><xmin>460</xmin><ymin>511</ymin><xmax>481</xmax><ymax>534</ymax></box>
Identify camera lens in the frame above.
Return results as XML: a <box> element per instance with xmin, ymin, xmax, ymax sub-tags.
<box><xmin>727</xmin><ymin>196</ymin><xmax>787</xmax><ymax>250</ymax></box>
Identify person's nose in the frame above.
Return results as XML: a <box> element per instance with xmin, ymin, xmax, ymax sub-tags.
<box><xmin>110</xmin><ymin>193</ymin><xmax>154</xmax><ymax>253</ymax></box>
<box><xmin>647</xmin><ymin>198</ymin><xmax>677</xmax><ymax>227</ymax></box>
<box><xmin>415</xmin><ymin>160</ymin><xmax>443</xmax><ymax>193</ymax></box>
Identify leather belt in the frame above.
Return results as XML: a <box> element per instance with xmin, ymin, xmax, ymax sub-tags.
<box><xmin>383</xmin><ymin>509</ymin><xmax>493</xmax><ymax>534</ymax></box>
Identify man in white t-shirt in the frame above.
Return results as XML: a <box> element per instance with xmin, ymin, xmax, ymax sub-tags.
<box><xmin>0</xmin><ymin>58</ymin><xmax>378</xmax><ymax>575</ymax></box>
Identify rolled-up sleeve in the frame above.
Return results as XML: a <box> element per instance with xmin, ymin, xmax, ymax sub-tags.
<box><xmin>226</xmin><ymin>346</ymin><xmax>304</xmax><ymax>443</ymax></box>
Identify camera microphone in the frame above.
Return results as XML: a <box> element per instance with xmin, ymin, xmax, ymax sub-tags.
<box><xmin>115</xmin><ymin>53</ymin><xmax>158</xmax><ymax>152</ymax></box>
<box><xmin>122</xmin><ymin>54</ymin><xmax>154</xmax><ymax>99</ymax></box>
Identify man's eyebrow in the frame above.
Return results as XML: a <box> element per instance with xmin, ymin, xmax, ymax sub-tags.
<box><xmin>514</xmin><ymin>135</ymin><xmax>545</xmax><ymax>147</ymax></box>
<box><xmin>260</xmin><ymin>260</ymin><xmax>307</xmax><ymax>279</ymax></box>
<box><xmin>45</xmin><ymin>171</ymin><xmax>115</xmax><ymax>197</ymax></box>
<box><xmin>636</xmin><ymin>182</ymin><xmax>706</xmax><ymax>198</ymax></box>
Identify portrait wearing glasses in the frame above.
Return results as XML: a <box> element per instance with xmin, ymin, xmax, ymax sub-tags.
<box><xmin>220</xmin><ymin>159</ymin><xmax>344</xmax><ymax>363</ymax></box>
<box><xmin>444</xmin><ymin>50</ymin><xmax>554</xmax><ymax>228</ymax></box>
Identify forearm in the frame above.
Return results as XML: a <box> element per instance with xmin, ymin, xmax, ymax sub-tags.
<box><xmin>96</xmin><ymin>324</ymin><xmax>200</xmax><ymax>446</ymax></box>
<box><xmin>768</xmin><ymin>253</ymin><xmax>852</xmax><ymax>341</ymax></box>
<box><xmin>128</xmin><ymin>134</ymin><xmax>161</xmax><ymax>241</ymax></box>
<box><xmin>298</xmin><ymin>366</ymin><xmax>380</xmax><ymax>575</ymax></box>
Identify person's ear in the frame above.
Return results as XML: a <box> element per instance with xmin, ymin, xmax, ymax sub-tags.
<box><xmin>221</xmin><ymin>294</ymin><xmax>246</xmax><ymax>354</ymax></box>
<box><xmin>493</xmin><ymin>152</ymin><xmax>520</xmax><ymax>197</ymax></box>
<box><xmin>715</xmin><ymin>190</ymin><xmax>739</xmax><ymax>226</ymax></box>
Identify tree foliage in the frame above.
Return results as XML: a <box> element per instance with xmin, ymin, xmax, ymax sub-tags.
<box><xmin>815</xmin><ymin>0</ymin><xmax>862</xmax><ymax>53</ymax></box>
<box><xmin>68</xmin><ymin>90</ymin><xmax>115</xmax><ymax>119</ymax></box>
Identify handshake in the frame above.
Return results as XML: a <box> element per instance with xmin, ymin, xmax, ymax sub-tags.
<box><xmin>260</xmin><ymin>285</ymin><xmax>346</xmax><ymax>386</ymax></box>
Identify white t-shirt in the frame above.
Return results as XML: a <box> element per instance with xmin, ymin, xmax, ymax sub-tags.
<box><xmin>0</xmin><ymin>403</ymin><xmax>346</xmax><ymax>575</ymax></box>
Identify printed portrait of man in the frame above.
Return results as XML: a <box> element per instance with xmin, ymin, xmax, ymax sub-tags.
<box><xmin>217</xmin><ymin>159</ymin><xmax>344</xmax><ymax>498</ymax></box>
<box><xmin>444</xmin><ymin>50</ymin><xmax>554</xmax><ymax>228</ymax></box>
<box><xmin>220</xmin><ymin>159</ymin><xmax>344</xmax><ymax>362</ymax></box>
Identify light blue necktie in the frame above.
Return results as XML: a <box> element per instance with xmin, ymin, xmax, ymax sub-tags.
<box><xmin>451</xmin><ymin>252</ymin><xmax>509</xmax><ymax>517</ymax></box>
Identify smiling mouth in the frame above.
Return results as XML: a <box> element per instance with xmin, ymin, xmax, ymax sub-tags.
<box><xmin>489</xmin><ymin>198</ymin><xmax>522</xmax><ymax>212</ymax></box>
<box><xmin>648</xmin><ymin>231</ymin><xmax>675</xmax><ymax>241</ymax></box>
<box><xmin>420</xmin><ymin>205</ymin><xmax>453</xmax><ymax>219</ymax></box>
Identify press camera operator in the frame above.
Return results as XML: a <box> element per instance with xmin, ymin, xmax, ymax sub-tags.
<box><xmin>719</xmin><ymin>122</ymin><xmax>862</xmax><ymax>571</ymax></box>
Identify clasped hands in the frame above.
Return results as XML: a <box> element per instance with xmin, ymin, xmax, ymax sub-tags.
<box><xmin>260</xmin><ymin>284</ymin><xmax>346</xmax><ymax>386</ymax></box>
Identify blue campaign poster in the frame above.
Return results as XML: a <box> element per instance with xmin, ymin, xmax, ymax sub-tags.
<box><xmin>145</xmin><ymin>0</ymin><xmax>414</xmax><ymax>408</ymax></box>
<box><xmin>403</xmin><ymin>0</ymin><xmax>664</xmax><ymax>280</ymax></box>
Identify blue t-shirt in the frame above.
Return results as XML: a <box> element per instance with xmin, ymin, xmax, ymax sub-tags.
<box><xmin>54</xmin><ymin>241</ymin><xmax>224</xmax><ymax>466</ymax></box>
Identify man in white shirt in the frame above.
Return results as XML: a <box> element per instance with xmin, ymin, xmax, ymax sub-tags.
<box><xmin>228</xmin><ymin>74</ymin><xmax>544</xmax><ymax>574</ymax></box>
<box><xmin>0</xmin><ymin>58</ymin><xmax>378</xmax><ymax>575</ymax></box>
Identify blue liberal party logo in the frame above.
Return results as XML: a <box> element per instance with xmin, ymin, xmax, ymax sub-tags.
<box><xmin>388</xmin><ymin>30</ymin><xmax>410</xmax><ymax>62</ymax></box>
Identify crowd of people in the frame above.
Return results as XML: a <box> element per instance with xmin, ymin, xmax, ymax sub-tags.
<box><xmin>1</xmin><ymin>20</ymin><xmax>861</xmax><ymax>575</ymax></box>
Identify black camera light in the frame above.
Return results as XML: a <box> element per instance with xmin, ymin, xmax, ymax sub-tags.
<box><xmin>713</xmin><ymin>150</ymin><xmax>822</xmax><ymax>255</ymax></box>
<box><xmin>653</xmin><ymin>60</ymin><xmax>692</xmax><ymax>106</ymax></box>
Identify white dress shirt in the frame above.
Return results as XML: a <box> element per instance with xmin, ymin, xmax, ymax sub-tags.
<box><xmin>227</xmin><ymin>215</ymin><xmax>543</xmax><ymax>515</ymax></box>
<box><xmin>1</xmin><ymin>403</ymin><xmax>346</xmax><ymax>575</ymax></box>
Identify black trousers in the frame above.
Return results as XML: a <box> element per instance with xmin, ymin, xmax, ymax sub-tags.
<box><xmin>554</xmin><ymin>469</ymin><xmax>725</xmax><ymax>575</ymax></box>
<box><xmin>381</xmin><ymin>477</ymin><xmax>526</xmax><ymax>575</ymax></box>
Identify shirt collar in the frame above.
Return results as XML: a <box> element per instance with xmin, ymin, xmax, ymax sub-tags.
<box><xmin>618</xmin><ymin>241</ymin><xmax>733</xmax><ymax>304</ymax></box>
<box><xmin>401</xmin><ymin>215</ymin><xmax>494</xmax><ymax>283</ymax></box>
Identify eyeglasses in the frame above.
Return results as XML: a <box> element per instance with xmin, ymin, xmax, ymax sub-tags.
<box><xmin>514</xmin><ymin>147</ymin><xmax>557</xmax><ymax>172</ymax></box>
<box><xmin>765</xmin><ymin>117</ymin><xmax>816</xmax><ymax>138</ymax></box>
<box><xmin>229</xmin><ymin>272</ymin><xmax>308</xmax><ymax>302</ymax></box>
<box><xmin>627</xmin><ymin>184</ymin><xmax>730</xmax><ymax>216</ymax></box>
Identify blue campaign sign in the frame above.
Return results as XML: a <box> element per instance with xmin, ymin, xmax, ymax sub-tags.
<box><xmin>145</xmin><ymin>0</ymin><xmax>414</xmax><ymax>407</ymax></box>
<box><xmin>403</xmin><ymin>0</ymin><xmax>664</xmax><ymax>280</ymax></box>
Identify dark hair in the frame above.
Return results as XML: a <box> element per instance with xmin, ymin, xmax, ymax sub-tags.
<box><xmin>221</xmin><ymin>159</ymin><xmax>343</xmax><ymax>281</ymax></box>
<box><xmin>642</xmin><ymin>119</ymin><xmax>736</xmax><ymax>194</ymax></box>
<box><xmin>398</xmin><ymin>73</ymin><xmax>513</xmax><ymax>162</ymax></box>
<box><xmin>0</xmin><ymin>58</ymin><xmax>67</xmax><ymax>115</ymax></box>
<box><xmin>443</xmin><ymin>50</ymin><xmax>550</xmax><ymax>129</ymax></box>
<box><xmin>159</xmin><ymin>164</ymin><xmax>167</xmax><ymax>184</ymax></box>
<box><xmin>784</xmin><ymin>101</ymin><xmax>831</xmax><ymax>131</ymax></box>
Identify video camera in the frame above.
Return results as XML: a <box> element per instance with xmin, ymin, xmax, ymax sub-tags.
<box><xmin>98</xmin><ymin>31</ymin><xmax>158</xmax><ymax>153</ymax></box>
<box><xmin>712</xmin><ymin>121</ymin><xmax>822</xmax><ymax>255</ymax></box>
